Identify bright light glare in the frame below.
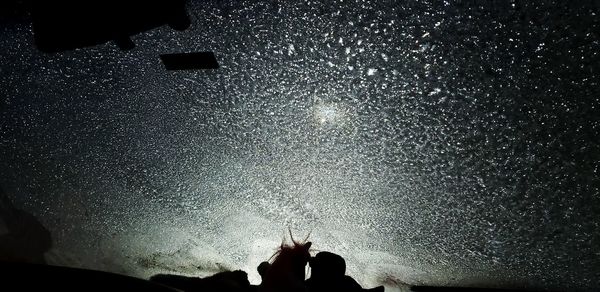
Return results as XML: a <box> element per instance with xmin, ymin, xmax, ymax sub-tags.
<box><xmin>314</xmin><ymin>104</ymin><xmax>344</xmax><ymax>125</ymax></box>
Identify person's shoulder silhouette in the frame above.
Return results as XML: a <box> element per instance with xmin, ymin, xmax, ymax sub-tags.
<box><xmin>307</xmin><ymin>251</ymin><xmax>384</xmax><ymax>292</ymax></box>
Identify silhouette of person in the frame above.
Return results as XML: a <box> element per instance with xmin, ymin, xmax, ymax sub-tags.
<box><xmin>0</xmin><ymin>187</ymin><xmax>52</xmax><ymax>264</ymax></box>
<box><xmin>257</xmin><ymin>261</ymin><xmax>270</xmax><ymax>284</ymax></box>
<box><xmin>306</xmin><ymin>251</ymin><xmax>384</xmax><ymax>292</ymax></box>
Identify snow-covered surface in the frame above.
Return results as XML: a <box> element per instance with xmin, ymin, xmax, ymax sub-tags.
<box><xmin>1</xmin><ymin>1</ymin><xmax>598</xmax><ymax>291</ymax></box>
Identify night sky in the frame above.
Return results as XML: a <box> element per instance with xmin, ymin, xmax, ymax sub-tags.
<box><xmin>1</xmin><ymin>1</ymin><xmax>599</xmax><ymax>291</ymax></box>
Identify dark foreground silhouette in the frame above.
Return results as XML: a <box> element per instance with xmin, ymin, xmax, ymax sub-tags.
<box><xmin>0</xmin><ymin>261</ymin><xmax>178</xmax><ymax>292</ymax></box>
<box><xmin>6</xmin><ymin>0</ymin><xmax>220</xmax><ymax>70</ymax></box>
<box><xmin>0</xmin><ymin>260</ymin><xmax>555</xmax><ymax>292</ymax></box>
<box><xmin>30</xmin><ymin>0</ymin><xmax>190</xmax><ymax>52</ymax></box>
<box><xmin>150</xmin><ymin>270</ymin><xmax>251</xmax><ymax>292</ymax></box>
<box><xmin>0</xmin><ymin>187</ymin><xmax>52</xmax><ymax>264</ymax></box>
<box><xmin>258</xmin><ymin>237</ymin><xmax>312</xmax><ymax>292</ymax></box>
<box><xmin>151</xmin><ymin>236</ymin><xmax>384</xmax><ymax>292</ymax></box>
<box><xmin>307</xmin><ymin>251</ymin><xmax>384</xmax><ymax>292</ymax></box>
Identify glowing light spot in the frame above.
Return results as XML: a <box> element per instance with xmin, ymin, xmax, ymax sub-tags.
<box><xmin>314</xmin><ymin>103</ymin><xmax>344</xmax><ymax>125</ymax></box>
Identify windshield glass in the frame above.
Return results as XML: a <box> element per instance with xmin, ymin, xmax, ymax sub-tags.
<box><xmin>1</xmin><ymin>1</ymin><xmax>598</xmax><ymax>291</ymax></box>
